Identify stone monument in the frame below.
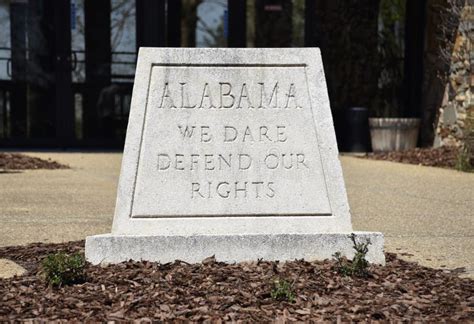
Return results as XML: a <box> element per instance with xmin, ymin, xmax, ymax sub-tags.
<box><xmin>86</xmin><ymin>48</ymin><xmax>385</xmax><ymax>264</ymax></box>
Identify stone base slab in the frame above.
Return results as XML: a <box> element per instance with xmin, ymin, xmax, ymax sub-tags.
<box><xmin>86</xmin><ymin>232</ymin><xmax>385</xmax><ymax>265</ymax></box>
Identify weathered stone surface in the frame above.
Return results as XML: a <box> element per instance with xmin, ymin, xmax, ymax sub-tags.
<box><xmin>0</xmin><ymin>259</ymin><xmax>26</xmax><ymax>279</ymax></box>
<box><xmin>133</xmin><ymin>67</ymin><xmax>331</xmax><ymax>218</ymax></box>
<box><xmin>86</xmin><ymin>232</ymin><xmax>385</xmax><ymax>265</ymax></box>
<box><xmin>435</xmin><ymin>3</ymin><xmax>474</xmax><ymax>154</ymax></box>
<box><xmin>86</xmin><ymin>48</ymin><xmax>384</xmax><ymax>264</ymax></box>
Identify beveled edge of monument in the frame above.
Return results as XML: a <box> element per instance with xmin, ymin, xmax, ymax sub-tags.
<box><xmin>111</xmin><ymin>47</ymin><xmax>352</xmax><ymax>235</ymax></box>
<box><xmin>86</xmin><ymin>231</ymin><xmax>385</xmax><ymax>265</ymax></box>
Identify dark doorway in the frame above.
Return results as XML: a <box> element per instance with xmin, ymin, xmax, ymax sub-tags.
<box><xmin>1</xmin><ymin>0</ymin><xmax>74</xmax><ymax>147</ymax></box>
<box><xmin>255</xmin><ymin>0</ymin><xmax>293</xmax><ymax>47</ymax></box>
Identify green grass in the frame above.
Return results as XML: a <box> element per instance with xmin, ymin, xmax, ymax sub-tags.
<box><xmin>271</xmin><ymin>279</ymin><xmax>296</xmax><ymax>302</ymax></box>
<box><xmin>41</xmin><ymin>252</ymin><xmax>86</xmax><ymax>287</ymax></box>
<box><xmin>455</xmin><ymin>146</ymin><xmax>473</xmax><ymax>172</ymax></box>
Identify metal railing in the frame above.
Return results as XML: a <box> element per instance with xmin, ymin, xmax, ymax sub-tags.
<box><xmin>0</xmin><ymin>47</ymin><xmax>137</xmax><ymax>81</ymax></box>
<box><xmin>0</xmin><ymin>47</ymin><xmax>136</xmax><ymax>143</ymax></box>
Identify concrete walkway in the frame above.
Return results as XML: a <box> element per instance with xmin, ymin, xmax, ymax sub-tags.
<box><xmin>0</xmin><ymin>152</ymin><xmax>473</xmax><ymax>277</ymax></box>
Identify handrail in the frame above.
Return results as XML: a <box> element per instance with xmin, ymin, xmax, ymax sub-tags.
<box><xmin>0</xmin><ymin>47</ymin><xmax>137</xmax><ymax>56</ymax></box>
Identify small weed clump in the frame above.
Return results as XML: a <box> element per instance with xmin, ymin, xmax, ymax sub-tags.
<box><xmin>455</xmin><ymin>146</ymin><xmax>473</xmax><ymax>172</ymax></box>
<box><xmin>271</xmin><ymin>279</ymin><xmax>296</xmax><ymax>302</ymax></box>
<box><xmin>41</xmin><ymin>252</ymin><xmax>86</xmax><ymax>287</ymax></box>
<box><xmin>333</xmin><ymin>252</ymin><xmax>352</xmax><ymax>276</ymax></box>
<box><xmin>333</xmin><ymin>233</ymin><xmax>371</xmax><ymax>278</ymax></box>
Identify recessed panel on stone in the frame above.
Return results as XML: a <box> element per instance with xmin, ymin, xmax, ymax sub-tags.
<box><xmin>131</xmin><ymin>64</ymin><xmax>331</xmax><ymax>218</ymax></box>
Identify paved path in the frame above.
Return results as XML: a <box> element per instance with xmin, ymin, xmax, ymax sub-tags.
<box><xmin>0</xmin><ymin>152</ymin><xmax>472</xmax><ymax>277</ymax></box>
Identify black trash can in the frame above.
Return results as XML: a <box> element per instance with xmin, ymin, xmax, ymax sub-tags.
<box><xmin>343</xmin><ymin>107</ymin><xmax>371</xmax><ymax>153</ymax></box>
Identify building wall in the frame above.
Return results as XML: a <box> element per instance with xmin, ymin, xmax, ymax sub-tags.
<box><xmin>435</xmin><ymin>3</ymin><xmax>473</xmax><ymax>160</ymax></box>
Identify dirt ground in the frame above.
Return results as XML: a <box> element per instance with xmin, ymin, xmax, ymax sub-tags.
<box><xmin>0</xmin><ymin>153</ymin><xmax>69</xmax><ymax>170</ymax></box>
<box><xmin>0</xmin><ymin>241</ymin><xmax>473</xmax><ymax>322</ymax></box>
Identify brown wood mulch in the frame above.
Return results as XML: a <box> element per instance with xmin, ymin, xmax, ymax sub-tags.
<box><xmin>0</xmin><ymin>153</ymin><xmax>69</xmax><ymax>170</ymax></box>
<box><xmin>363</xmin><ymin>146</ymin><xmax>460</xmax><ymax>169</ymax></box>
<box><xmin>0</xmin><ymin>241</ymin><xmax>473</xmax><ymax>322</ymax></box>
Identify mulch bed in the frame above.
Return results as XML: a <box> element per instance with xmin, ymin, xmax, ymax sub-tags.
<box><xmin>0</xmin><ymin>153</ymin><xmax>69</xmax><ymax>170</ymax></box>
<box><xmin>363</xmin><ymin>146</ymin><xmax>460</xmax><ymax>169</ymax></box>
<box><xmin>0</xmin><ymin>241</ymin><xmax>473</xmax><ymax>321</ymax></box>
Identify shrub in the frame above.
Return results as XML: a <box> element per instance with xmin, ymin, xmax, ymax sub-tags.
<box><xmin>350</xmin><ymin>233</ymin><xmax>370</xmax><ymax>277</ymax></box>
<box><xmin>41</xmin><ymin>252</ymin><xmax>86</xmax><ymax>287</ymax></box>
<box><xmin>271</xmin><ymin>279</ymin><xmax>295</xmax><ymax>302</ymax></box>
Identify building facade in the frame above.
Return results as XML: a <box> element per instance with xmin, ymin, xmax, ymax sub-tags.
<box><xmin>0</xmin><ymin>0</ymin><xmax>430</xmax><ymax>148</ymax></box>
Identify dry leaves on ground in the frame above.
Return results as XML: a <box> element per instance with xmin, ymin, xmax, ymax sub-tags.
<box><xmin>0</xmin><ymin>241</ymin><xmax>473</xmax><ymax>321</ymax></box>
<box><xmin>363</xmin><ymin>146</ymin><xmax>459</xmax><ymax>169</ymax></box>
<box><xmin>0</xmin><ymin>153</ymin><xmax>68</xmax><ymax>170</ymax></box>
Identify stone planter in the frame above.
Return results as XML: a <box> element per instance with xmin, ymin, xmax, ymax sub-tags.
<box><xmin>369</xmin><ymin>118</ymin><xmax>420</xmax><ymax>152</ymax></box>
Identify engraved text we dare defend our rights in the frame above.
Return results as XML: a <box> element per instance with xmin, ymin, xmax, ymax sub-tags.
<box><xmin>154</xmin><ymin>80</ymin><xmax>310</xmax><ymax>200</ymax></box>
